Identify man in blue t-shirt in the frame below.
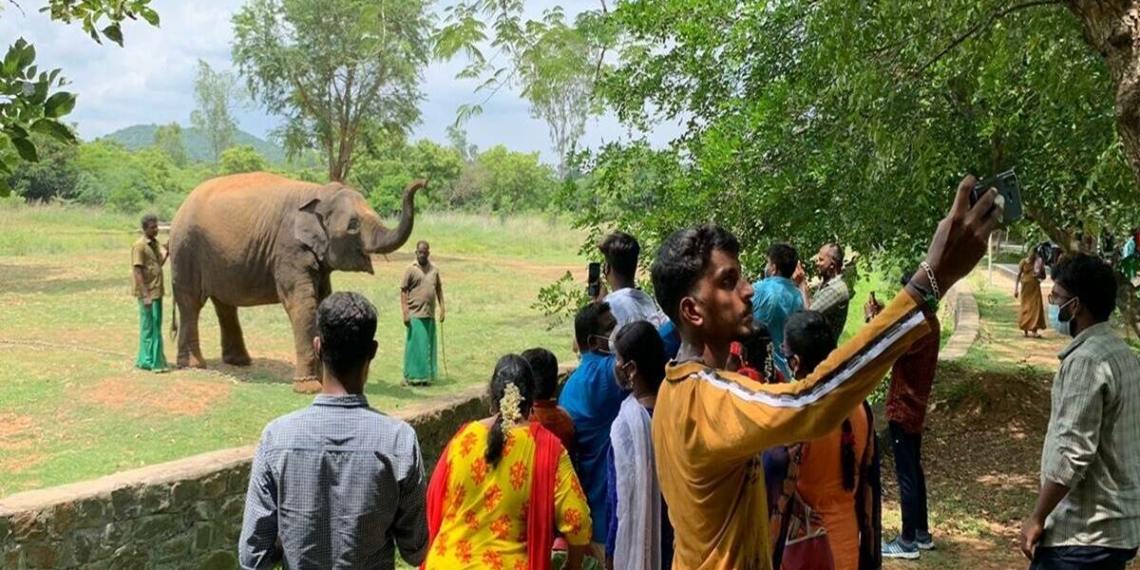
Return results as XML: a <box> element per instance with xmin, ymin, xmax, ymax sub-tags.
<box><xmin>750</xmin><ymin>243</ymin><xmax>808</xmax><ymax>379</ymax></box>
<box><xmin>559</xmin><ymin>301</ymin><xmax>627</xmax><ymax>559</ymax></box>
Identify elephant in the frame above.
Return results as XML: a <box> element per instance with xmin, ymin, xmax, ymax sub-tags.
<box><xmin>168</xmin><ymin>172</ymin><xmax>424</xmax><ymax>392</ymax></box>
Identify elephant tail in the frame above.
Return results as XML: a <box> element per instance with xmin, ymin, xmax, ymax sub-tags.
<box><xmin>170</xmin><ymin>285</ymin><xmax>179</xmax><ymax>340</ymax></box>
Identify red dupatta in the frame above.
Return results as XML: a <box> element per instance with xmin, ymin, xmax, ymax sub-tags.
<box><xmin>422</xmin><ymin>422</ymin><xmax>562</xmax><ymax>570</ymax></box>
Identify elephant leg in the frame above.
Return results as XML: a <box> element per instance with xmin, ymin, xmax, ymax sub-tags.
<box><xmin>176</xmin><ymin>298</ymin><xmax>207</xmax><ymax>369</ymax></box>
<box><xmin>214</xmin><ymin>300</ymin><xmax>252</xmax><ymax>366</ymax></box>
<box><xmin>279</xmin><ymin>279</ymin><xmax>322</xmax><ymax>392</ymax></box>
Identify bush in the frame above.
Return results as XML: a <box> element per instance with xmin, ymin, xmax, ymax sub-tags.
<box><xmin>219</xmin><ymin>145</ymin><xmax>269</xmax><ymax>175</ymax></box>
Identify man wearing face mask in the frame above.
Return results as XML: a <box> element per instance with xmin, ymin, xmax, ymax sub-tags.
<box><xmin>401</xmin><ymin>241</ymin><xmax>445</xmax><ymax>386</ymax></box>
<box><xmin>1020</xmin><ymin>254</ymin><xmax>1140</xmax><ymax>570</ymax></box>
<box><xmin>559</xmin><ymin>302</ymin><xmax>628</xmax><ymax>563</ymax></box>
<box><xmin>810</xmin><ymin>242</ymin><xmax>852</xmax><ymax>342</ymax></box>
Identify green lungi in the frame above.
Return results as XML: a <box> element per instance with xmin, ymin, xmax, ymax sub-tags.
<box><xmin>404</xmin><ymin>317</ymin><xmax>438</xmax><ymax>382</ymax></box>
<box><xmin>136</xmin><ymin>299</ymin><xmax>169</xmax><ymax>371</ymax></box>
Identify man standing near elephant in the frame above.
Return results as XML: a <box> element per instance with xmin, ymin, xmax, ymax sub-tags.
<box><xmin>132</xmin><ymin>213</ymin><xmax>169</xmax><ymax>373</ymax></box>
<box><xmin>401</xmin><ymin>241</ymin><xmax>444</xmax><ymax>385</ymax></box>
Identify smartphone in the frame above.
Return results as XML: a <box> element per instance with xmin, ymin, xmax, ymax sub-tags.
<box><xmin>587</xmin><ymin>262</ymin><xmax>601</xmax><ymax>297</ymax></box>
<box><xmin>970</xmin><ymin>169</ymin><xmax>1023</xmax><ymax>225</ymax></box>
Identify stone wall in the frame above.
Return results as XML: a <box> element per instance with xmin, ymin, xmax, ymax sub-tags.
<box><xmin>0</xmin><ymin>385</ymin><xmax>488</xmax><ymax>570</ymax></box>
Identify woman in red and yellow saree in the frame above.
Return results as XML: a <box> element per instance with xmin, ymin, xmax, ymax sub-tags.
<box><xmin>422</xmin><ymin>354</ymin><xmax>593</xmax><ymax>570</ymax></box>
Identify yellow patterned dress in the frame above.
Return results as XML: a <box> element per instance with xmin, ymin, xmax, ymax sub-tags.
<box><xmin>423</xmin><ymin>422</ymin><xmax>593</xmax><ymax>570</ymax></box>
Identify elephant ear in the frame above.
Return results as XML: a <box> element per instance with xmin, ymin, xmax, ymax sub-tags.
<box><xmin>294</xmin><ymin>198</ymin><xmax>330</xmax><ymax>263</ymax></box>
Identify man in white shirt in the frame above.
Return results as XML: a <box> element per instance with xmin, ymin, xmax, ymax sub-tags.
<box><xmin>597</xmin><ymin>231</ymin><xmax>669</xmax><ymax>332</ymax></box>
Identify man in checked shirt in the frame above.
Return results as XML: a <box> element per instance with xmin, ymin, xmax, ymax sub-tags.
<box><xmin>240</xmin><ymin>292</ymin><xmax>428</xmax><ymax>570</ymax></box>
<box><xmin>1020</xmin><ymin>254</ymin><xmax>1140</xmax><ymax>570</ymax></box>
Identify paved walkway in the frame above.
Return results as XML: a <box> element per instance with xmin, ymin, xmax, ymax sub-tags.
<box><xmin>938</xmin><ymin>279</ymin><xmax>979</xmax><ymax>361</ymax></box>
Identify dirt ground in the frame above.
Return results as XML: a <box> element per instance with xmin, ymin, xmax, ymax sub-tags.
<box><xmin>880</xmin><ymin>271</ymin><xmax>1137</xmax><ymax>569</ymax></box>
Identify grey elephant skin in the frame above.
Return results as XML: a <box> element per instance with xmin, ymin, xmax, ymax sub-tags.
<box><xmin>168</xmin><ymin>172</ymin><xmax>424</xmax><ymax>390</ymax></box>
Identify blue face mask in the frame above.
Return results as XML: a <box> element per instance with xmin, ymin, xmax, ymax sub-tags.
<box><xmin>1049</xmin><ymin>298</ymin><xmax>1076</xmax><ymax>336</ymax></box>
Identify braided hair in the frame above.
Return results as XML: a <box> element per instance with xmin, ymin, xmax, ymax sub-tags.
<box><xmin>485</xmin><ymin>354</ymin><xmax>534</xmax><ymax>468</ymax></box>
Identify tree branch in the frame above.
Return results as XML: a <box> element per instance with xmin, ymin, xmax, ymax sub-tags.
<box><xmin>911</xmin><ymin>0</ymin><xmax>1064</xmax><ymax>77</ymax></box>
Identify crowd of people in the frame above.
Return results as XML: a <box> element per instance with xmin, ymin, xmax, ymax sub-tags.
<box><xmin>233</xmin><ymin>178</ymin><xmax>1139</xmax><ymax>570</ymax></box>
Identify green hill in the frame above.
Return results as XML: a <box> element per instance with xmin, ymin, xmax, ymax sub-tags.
<box><xmin>98</xmin><ymin>124</ymin><xmax>287</xmax><ymax>164</ymax></box>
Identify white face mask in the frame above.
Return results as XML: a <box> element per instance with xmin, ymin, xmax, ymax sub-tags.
<box><xmin>1049</xmin><ymin>298</ymin><xmax>1076</xmax><ymax>336</ymax></box>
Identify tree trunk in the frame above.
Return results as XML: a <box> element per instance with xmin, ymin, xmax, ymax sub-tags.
<box><xmin>1068</xmin><ymin>1</ymin><xmax>1140</xmax><ymax>184</ymax></box>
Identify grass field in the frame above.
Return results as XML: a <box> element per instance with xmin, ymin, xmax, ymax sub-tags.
<box><xmin>0</xmin><ymin>202</ymin><xmax>590</xmax><ymax>497</ymax></box>
<box><xmin>8</xmin><ymin>199</ymin><xmax>1120</xmax><ymax>568</ymax></box>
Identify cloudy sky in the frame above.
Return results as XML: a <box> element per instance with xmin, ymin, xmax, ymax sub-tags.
<box><xmin>0</xmin><ymin>0</ymin><xmax>680</xmax><ymax>164</ymax></box>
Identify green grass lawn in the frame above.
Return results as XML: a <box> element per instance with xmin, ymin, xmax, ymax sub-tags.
<box><xmin>0</xmin><ymin>202</ymin><xmax>589</xmax><ymax>496</ymax></box>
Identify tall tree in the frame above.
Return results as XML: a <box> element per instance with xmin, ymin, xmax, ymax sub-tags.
<box><xmin>435</xmin><ymin>2</ymin><xmax>607</xmax><ymax>180</ymax></box>
<box><xmin>0</xmin><ymin>1</ymin><xmax>159</xmax><ymax>195</ymax></box>
<box><xmin>446</xmin><ymin>124</ymin><xmax>478</xmax><ymax>163</ymax></box>
<box><xmin>1065</xmin><ymin>1</ymin><xmax>1140</xmax><ymax>192</ymax></box>
<box><xmin>190</xmin><ymin>60</ymin><xmax>240</xmax><ymax>169</ymax></box>
<box><xmin>555</xmin><ymin>0</ymin><xmax>1135</xmax><ymax>289</ymax></box>
<box><xmin>232</xmin><ymin>0</ymin><xmax>432</xmax><ymax>183</ymax></box>
<box><xmin>152</xmin><ymin>122</ymin><xmax>187</xmax><ymax>167</ymax></box>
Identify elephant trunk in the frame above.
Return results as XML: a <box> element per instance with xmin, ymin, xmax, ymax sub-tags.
<box><xmin>365</xmin><ymin>179</ymin><xmax>425</xmax><ymax>254</ymax></box>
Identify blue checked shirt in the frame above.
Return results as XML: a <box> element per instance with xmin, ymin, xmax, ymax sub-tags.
<box><xmin>239</xmin><ymin>394</ymin><xmax>429</xmax><ymax>570</ymax></box>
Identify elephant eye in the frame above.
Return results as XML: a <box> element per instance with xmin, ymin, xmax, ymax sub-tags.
<box><xmin>348</xmin><ymin>218</ymin><xmax>360</xmax><ymax>232</ymax></box>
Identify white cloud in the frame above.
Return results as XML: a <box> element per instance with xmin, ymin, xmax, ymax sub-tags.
<box><xmin>0</xmin><ymin>0</ymin><xmax>679</xmax><ymax>164</ymax></box>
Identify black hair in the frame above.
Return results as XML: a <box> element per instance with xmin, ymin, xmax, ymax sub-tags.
<box><xmin>574</xmin><ymin>302</ymin><xmax>613</xmax><ymax>353</ymax></box>
<box><xmin>486</xmin><ymin>354</ymin><xmax>535</xmax><ymax>468</ymax></box>
<box><xmin>141</xmin><ymin>213</ymin><xmax>158</xmax><ymax>228</ymax></box>
<box><xmin>416</xmin><ymin>240</ymin><xmax>429</xmax><ymax>249</ymax></box>
<box><xmin>784</xmin><ymin>310</ymin><xmax>837</xmax><ymax>373</ymax></box>
<box><xmin>739</xmin><ymin>324</ymin><xmax>773</xmax><ymax>375</ymax></box>
<box><xmin>784</xmin><ymin>309</ymin><xmax>856</xmax><ymax>491</ymax></box>
<box><xmin>316</xmin><ymin>292</ymin><xmax>378</xmax><ymax>378</ymax></box>
<box><xmin>614</xmin><ymin>321</ymin><xmax>667</xmax><ymax>395</ymax></box>
<box><xmin>768</xmin><ymin>243</ymin><xmax>799</xmax><ymax>279</ymax></box>
<box><xmin>598</xmin><ymin>231</ymin><xmax>641</xmax><ymax>280</ymax></box>
<box><xmin>521</xmin><ymin>347</ymin><xmax>559</xmax><ymax>400</ymax></box>
<box><xmin>1052</xmin><ymin>253</ymin><xmax>1117</xmax><ymax>322</ymax></box>
<box><xmin>651</xmin><ymin>224</ymin><xmax>741</xmax><ymax>325</ymax></box>
<box><xmin>824</xmin><ymin>242</ymin><xmax>845</xmax><ymax>270</ymax></box>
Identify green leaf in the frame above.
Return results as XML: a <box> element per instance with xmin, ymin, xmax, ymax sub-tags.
<box><xmin>30</xmin><ymin>118</ymin><xmax>76</xmax><ymax>143</ymax></box>
<box><xmin>140</xmin><ymin>7</ymin><xmax>160</xmax><ymax>27</ymax></box>
<box><xmin>8</xmin><ymin>125</ymin><xmax>29</xmax><ymax>140</ymax></box>
<box><xmin>16</xmin><ymin>42</ymin><xmax>35</xmax><ymax>71</ymax></box>
<box><xmin>102</xmin><ymin>24</ymin><xmax>124</xmax><ymax>46</ymax></box>
<box><xmin>44</xmin><ymin>92</ymin><xmax>77</xmax><ymax>118</ymax></box>
<box><xmin>12</xmin><ymin>137</ymin><xmax>38</xmax><ymax>162</ymax></box>
<box><xmin>0</xmin><ymin>178</ymin><xmax>10</xmax><ymax>198</ymax></box>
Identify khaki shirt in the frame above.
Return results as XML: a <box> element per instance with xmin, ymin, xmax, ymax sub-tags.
<box><xmin>131</xmin><ymin>236</ymin><xmax>164</xmax><ymax>298</ymax></box>
<box><xmin>401</xmin><ymin>262</ymin><xmax>439</xmax><ymax>319</ymax></box>
<box><xmin>1040</xmin><ymin>322</ymin><xmax>1140</xmax><ymax>549</ymax></box>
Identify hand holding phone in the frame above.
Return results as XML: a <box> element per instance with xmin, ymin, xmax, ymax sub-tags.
<box><xmin>587</xmin><ymin>262</ymin><xmax>601</xmax><ymax>298</ymax></box>
<box><xmin>970</xmin><ymin>169</ymin><xmax>1023</xmax><ymax>225</ymax></box>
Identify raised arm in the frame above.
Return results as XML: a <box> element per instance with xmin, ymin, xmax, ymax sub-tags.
<box><xmin>694</xmin><ymin>175</ymin><xmax>1001</xmax><ymax>464</ymax></box>
<box><xmin>689</xmin><ymin>290</ymin><xmax>932</xmax><ymax>463</ymax></box>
